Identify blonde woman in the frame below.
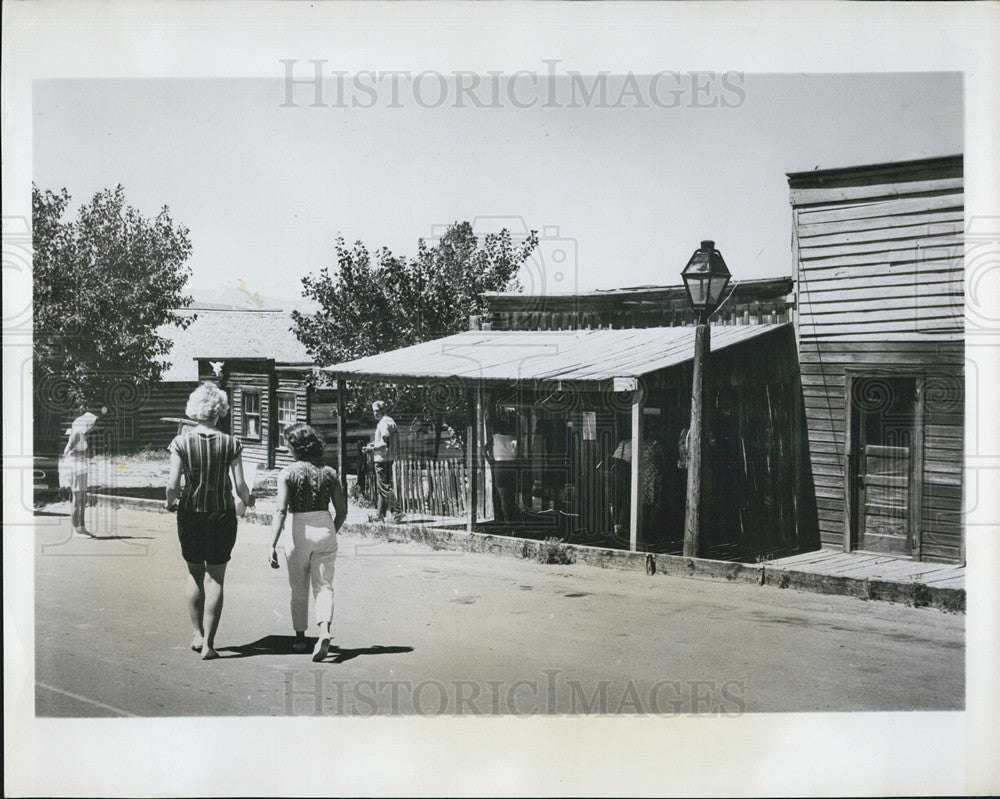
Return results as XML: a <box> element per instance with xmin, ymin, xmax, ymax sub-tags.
<box><xmin>166</xmin><ymin>382</ymin><xmax>254</xmax><ymax>660</ymax></box>
<box><xmin>269</xmin><ymin>423</ymin><xmax>347</xmax><ymax>662</ymax></box>
<box><xmin>63</xmin><ymin>411</ymin><xmax>98</xmax><ymax>536</ymax></box>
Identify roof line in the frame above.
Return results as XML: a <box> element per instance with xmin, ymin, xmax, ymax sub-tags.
<box><xmin>174</xmin><ymin>308</ymin><xmax>290</xmax><ymax>314</ymax></box>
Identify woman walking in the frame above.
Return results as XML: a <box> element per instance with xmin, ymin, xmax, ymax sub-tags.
<box><xmin>64</xmin><ymin>411</ymin><xmax>98</xmax><ymax>537</ymax></box>
<box><xmin>166</xmin><ymin>382</ymin><xmax>254</xmax><ymax>660</ymax></box>
<box><xmin>269</xmin><ymin>423</ymin><xmax>347</xmax><ymax>662</ymax></box>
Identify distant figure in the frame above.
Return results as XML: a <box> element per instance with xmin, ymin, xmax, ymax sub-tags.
<box><xmin>364</xmin><ymin>400</ymin><xmax>403</xmax><ymax>523</ymax></box>
<box><xmin>488</xmin><ymin>427</ymin><xmax>519</xmax><ymax>523</ymax></box>
<box><xmin>166</xmin><ymin>382</ymin><xmax>254</xmax><ymax>660</ymax></box>
<box><xmin>610</xmin><ymin>438</ymin><xmax>632</xmax><ymax>539</ymax></box>
<box><xmin>63</xmin><ymin>411</ymin><xmax>98</xmax><ymax>537</ymax></box>
<box><xmin>269</xmin><ymin>423</ymin><xmax>348</xmax><ymax>661</ymax></box>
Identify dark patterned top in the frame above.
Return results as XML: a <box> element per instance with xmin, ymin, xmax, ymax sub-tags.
<box><xmin>168</xmin><ymin>429</ymin><xmax>243</xmax><ymax>512</ymax></box>
<box><xmin>285</xmin><ymin>460</ymin><xmax>340</xmax><ymax>513</ymax></box>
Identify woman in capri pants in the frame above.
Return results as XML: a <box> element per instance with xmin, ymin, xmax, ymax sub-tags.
<box><xmin>269</xmin><ymin>423</ymin><xmax>348</xmax><ymax>662</ymax></box>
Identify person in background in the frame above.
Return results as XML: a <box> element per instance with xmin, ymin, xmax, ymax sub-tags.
<box><xmin>487</xmin><ymin>415</ymin><xmax>520</xmax><ymax>523</ymax></box>
<box><xmin>610</xmin><ymin>437</ymin><xmax>632</xmax><ymax>541</ymax></box>
<box><xmin>364</xmin><ymin>400</ymin><xmax>403</xmax><ymax>523</ymax></box>
<box><xmin>166</xmin><ymin>382</ymin><xmax>253</xmax><ymax>660</ymax></box>
<box><xmin>268</xmin><ymin>423</ymin><xmax>348</xmax><ymax>661</ymax></box>
<box><xmin>63</xmin><ymin>411</ymin><xmax>98</xmax><ymax>537</ymax></box>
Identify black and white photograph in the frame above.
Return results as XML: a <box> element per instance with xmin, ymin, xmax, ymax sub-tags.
<box><xmin>4</xmin><ymin>2</ymin><xmax>999</xmax><ymax>796</ymax></box>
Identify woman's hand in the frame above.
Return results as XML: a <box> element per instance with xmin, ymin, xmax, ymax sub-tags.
<box><xmin>268</xmin><ymin>547</ymin><xmax>280</xmax><ymax>569</ymax></box>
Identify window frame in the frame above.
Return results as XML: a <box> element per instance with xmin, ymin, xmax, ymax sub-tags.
<box><xmin>276</xmin><ymin>391</ymin><xmax>297</xmax><ymax>445</ymax></box>
<box><xmin>241</xmin><ymin>390</ymin><xmax>262</xmax><ymax>441</ymax></box>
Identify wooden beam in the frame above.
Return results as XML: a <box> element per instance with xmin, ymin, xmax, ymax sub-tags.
<box><xmin>336</xmin><ymin>377</ymin><xmax>347</xmax><ymax>493</ymax></box>
<box><xmin>629</xmin><ymin>392</ymin><xmax>643</xmax><ymax>553</ymax></box>
<box><xmin>843</xmin><ymin>374</ymin><xmax>854</xmax><ymax>554</ymax></box>
<box><xmin>683</xmin><ymin>325</ymin><xmax>710</xmax><ymax>558</ymax></box>
<box><xmin>467</xmin><ymin>386</ymin><xmax>478</xmax><ymax>533</ymax></box>
<box><xmin>912</xmin><ymin>378</ymin><xmax>925</xmax><ymax>561</ymax></box>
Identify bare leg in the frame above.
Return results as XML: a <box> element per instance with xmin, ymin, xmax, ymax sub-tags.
<box><xmin>201</xmin><ymin>562</ymin><xmax>228</xmax><ymax>659</ymax></box>
<box><xmin>72</xmin><ymin>487</ymin><xmax>90</xmax><ymax>534</ymax></box>
<box><xmin>186</xmin><ymin>562</ymin><xmax>206</xmax><ymax>651</ymax></box>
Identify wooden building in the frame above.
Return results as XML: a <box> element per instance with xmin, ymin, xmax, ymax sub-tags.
<box><xmin>788</xmin><ymin>155</ymin><xmax>964</xmax><ymax>564</ymax></box>
<box><xmin>35</xmin><ymin>308</ymin><xmax>315</xmax><ymax>463</ymax></box>
<box><xmin>196</xmin><ymin>358</ymin><xmax>342</xmax><ymax>470</ymax></box>
<box><xmin>325</xmin><ymin>278</ymin><xmax>819</xmax><ymax>561</ymax></box>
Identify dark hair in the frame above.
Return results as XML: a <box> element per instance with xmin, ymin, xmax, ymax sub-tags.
<box><xmin>283</xmin><ymin>423</ymin><xmax>325</xmax><ymax>462</ymax></box>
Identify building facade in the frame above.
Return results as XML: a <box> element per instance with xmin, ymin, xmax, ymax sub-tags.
<box><xmin>789</xmin><ymin>155</ymin><xmax>964</xmax><ymax>564</ymax></box>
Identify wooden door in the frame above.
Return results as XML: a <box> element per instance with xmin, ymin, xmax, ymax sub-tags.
<box><xmin>859</xmin><ymin>444</ymin><xmax>910</xmax><ymax>554</ymax></box>
<box><xmin>851</xmin><ymin>376</ymin><xmax>921</xmax><ymax>556</ymax></box>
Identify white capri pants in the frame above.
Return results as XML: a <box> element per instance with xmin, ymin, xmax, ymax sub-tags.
<box><xmin>284</xmin><ymin>510</ymin><xmax>339</xmax><ymax>632</ymax></box>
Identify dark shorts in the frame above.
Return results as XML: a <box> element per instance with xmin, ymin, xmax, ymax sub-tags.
<box><xmin>177</xmin><ymin>508</ymin><xmax>238</xmax><ymax>565</ymax></box>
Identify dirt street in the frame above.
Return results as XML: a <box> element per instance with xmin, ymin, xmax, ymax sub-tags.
<box><xmin>33</xmin><ymin>506</ymin><xmax>963</xmax><ymax>717</ymax></box>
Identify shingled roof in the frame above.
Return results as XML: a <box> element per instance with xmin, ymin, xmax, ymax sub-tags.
<box><xmin>157</xmin><ymin>309</ymin><xmax>313</xmax><ymax>382</ymax></box>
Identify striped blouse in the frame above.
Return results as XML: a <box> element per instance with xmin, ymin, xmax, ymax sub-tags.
<box><xmin>168</xmin><ymin>429</ymin><xmax>243</xmax><ymax>512</ymax></box>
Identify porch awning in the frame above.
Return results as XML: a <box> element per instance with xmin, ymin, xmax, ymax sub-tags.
<box><xmin>321</xmin><ymin>323</ymin><xmax>789</xmax><ymax>389</ymax></box>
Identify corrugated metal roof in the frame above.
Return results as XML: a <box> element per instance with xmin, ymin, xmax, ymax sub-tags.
<box><xmin>322</xmin><ymin>323</ymin><xmax>788</xmax><ymax>387</ymax></box>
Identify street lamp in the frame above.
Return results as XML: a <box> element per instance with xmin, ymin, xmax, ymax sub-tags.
<box><xmin>681</xmin><ymin>240</ymin><xmax>731</xmax><ymax>558</ymax></box>
<box><xmin>681</xmin><ymin>239</ymin><xmax>731</xmax><ymax>324</ymax></box>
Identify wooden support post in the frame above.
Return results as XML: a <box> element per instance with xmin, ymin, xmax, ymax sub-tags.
<box><xmin>842</xmin><ymin>374</ymin><xmax>854</xmax><ymax>554</ymax></box>
<box><xmin>791</xmin><ymin>356</ymin><xmax>803</xmax><ymax>551</ymax></box>
<box><xmin>466</xmin><ymin>386</ymin><xmax>478</xmax><ymax>532</ymax></box>
<box><xmin>683</xmin><ymin>324</ymin><xmax>710</xmax><ymax>558</ymax></box>
<box><xmin>337</xmin><ymin>377</ymin><xmax>347</xmax><ymax>493</ymax></box>
<box><xmin>629</xmin><ymin>393</ymin><xmax>643</xmax><ymax>552</ymax></box>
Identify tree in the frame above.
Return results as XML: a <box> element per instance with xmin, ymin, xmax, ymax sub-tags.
<box><xmin>33</xmin><ymin>183</ymin><xmax>195</xmax><ymax>413</ymax></box>
<box><xmin>292</xmin><ymin>222</ymin><xmax>539</xmax><ymax>441</ymax></box>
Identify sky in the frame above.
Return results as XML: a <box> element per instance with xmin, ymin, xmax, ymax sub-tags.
<box><xmin>33</xmin><ymin>73</ymin><xmax>961</xmax><ymax>302</ymax></box>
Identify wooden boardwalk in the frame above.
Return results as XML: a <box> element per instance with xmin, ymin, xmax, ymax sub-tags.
<box><xmin>768</xmin><ymin>549</ymin><xmax>965</xmax><ymax>590</ymax></box>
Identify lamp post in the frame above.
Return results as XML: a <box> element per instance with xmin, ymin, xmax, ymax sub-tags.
<box><xmin>681</xmin><ymin>240</ymin><xmax>732</xmax><ymax>558</ymax></box>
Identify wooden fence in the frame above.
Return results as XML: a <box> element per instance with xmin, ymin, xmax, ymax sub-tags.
<box><xmin>361</xmin><ymin>451</ymin><xmax>470</xmax><ymax>517</ymax></box>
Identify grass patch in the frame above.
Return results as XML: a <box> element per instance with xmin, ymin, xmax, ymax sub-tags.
<box><xmin>911</xmin><ymin>581</ymin><xmax>933</xmax><ymax>609</ymax></box>
<box><xmin>538</xmin><ymin>537</ymin><xmax>575</xmax><ymax>566</ymax></box>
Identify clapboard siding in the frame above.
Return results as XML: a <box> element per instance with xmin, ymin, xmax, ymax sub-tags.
<box><xmin>136</xmin><ymin>382</ymin><xmax>199</xmax><ymax>448</ymax></box>
<box><xmin>797</xmin><ymin>214</ymin><xmax>964</xmax><ymax>240</ymax></box>
<box><xmin>789</xmin><ymin>155</ymin><xmax>965</xmax><ymax>563</ymax></box>
<box><xmin>229</xmin><ymin>370</ymin><xmax>271</xmax><ymax>467</ymax></box>
<box><xmin>33</xmin><ymin>379</ymin><xmax>198</xmax><ymax>459</ymax></box>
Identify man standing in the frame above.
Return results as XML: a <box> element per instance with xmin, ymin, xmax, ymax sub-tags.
<box><xmin>365</xmin><ymin>400</ymin><xmax>403</xmax><ymax>523</ymax></box>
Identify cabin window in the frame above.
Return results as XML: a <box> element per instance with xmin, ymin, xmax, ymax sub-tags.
<box><xmin>277</xmin><ymin>392</ymin><xmax>297</xmax><ymax>440</ymax></box>
<box><xmin>242</xmin><ymin>391</ymin><xmax>261</xmax><ymax>439</ymax></box>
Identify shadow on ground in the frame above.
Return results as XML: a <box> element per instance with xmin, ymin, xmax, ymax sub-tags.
<box><xmin>218</xmin><ymin>635</ymin><xmax>413</xmax><ymax>663</ymax></box>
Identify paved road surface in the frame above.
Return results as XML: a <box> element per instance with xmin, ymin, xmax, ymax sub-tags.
<box><xmin>33</xmin><ymin>506</ymin><xmax>963</xmax><ymax>717</ymax></box>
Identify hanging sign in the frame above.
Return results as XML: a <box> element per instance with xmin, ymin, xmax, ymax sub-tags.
<box><xmin>613</xmin><ymin>377</ymin><xmax>637</xmax><ymax>392</ymax></box>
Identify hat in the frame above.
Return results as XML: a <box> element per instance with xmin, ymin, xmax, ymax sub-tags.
<box><xmin>67</xmin><ymin>412</ymin><xmax>98</xmax><ymax>435</ymax></box>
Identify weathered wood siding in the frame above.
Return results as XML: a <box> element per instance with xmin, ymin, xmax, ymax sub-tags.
<box><xmin>273</xmin><ymin>371</ymin><xmax>310</xmax><ymax>469</ymax></box>
<box><xmin>790</xmin><ymin>155</ymin><xmax>964</xmax><ymax>563</ymax></box>
<box><xmin>33</xmin><ymin>379</ymin><xmax>197</xmax><ymax>460</ymax></box>
<box><xmin>227</xmin><ymin>367</ymin><xmax>272</xmax><ymax>469</ymax></box>
<box><xmin>647</xmin><ymin>325</ymin><xmax>817</xmax><ymax>561</ymax></box>
<box><xmin>480</xmin><ymin>277</ymin><xmax>794</xmax><ymax>331</ymax></box>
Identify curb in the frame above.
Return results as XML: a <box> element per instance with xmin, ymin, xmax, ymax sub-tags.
<box><xmin>89</xmin><ymin>493</ymin><xmax>964</xmax><ymax>613</ymax></box>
